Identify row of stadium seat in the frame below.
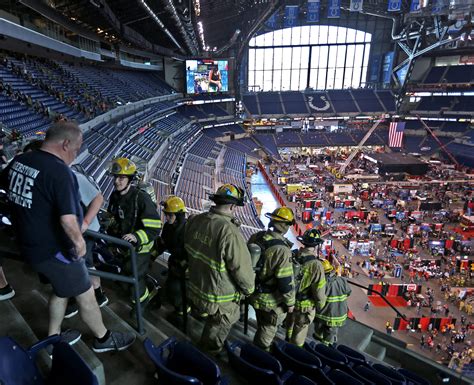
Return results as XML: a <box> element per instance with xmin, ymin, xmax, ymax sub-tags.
<box><xmin>243</xmin><ymin>89</ymin><xmax>396</xmax><ymax>116</ymax></box>
<box><xmin>142</xmin><ymin>336</ymin><xmax>431</xmax><ymax>385</ymax></box>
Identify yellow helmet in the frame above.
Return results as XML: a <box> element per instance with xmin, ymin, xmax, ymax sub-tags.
<box><xmin>265</xmin><ymin>207</ymin><xmax>295</xmax><ymax>225</ymax></box>
<box><xmin>109</xmin><ymin>157</ymin><xmax>137</xmax><ymax>177</ymax></box>
<box><xmin>161</xmin><ymin>196</ymin><xmax>187</xmax><ymax>214</ymax></box>
<box><xmin>297</xmin><ymin>229</ymin><xmax>323</xmax><ymax>246</ymax></box>
<box><xmin>321</xmin><ymin>259</ymin><xmax>334</xmax><ymax>274</ymax></box>
<box><xmin>209</xmin><ymin>184</ymin><xmax>245</xmax><ymax>206</ymax></box>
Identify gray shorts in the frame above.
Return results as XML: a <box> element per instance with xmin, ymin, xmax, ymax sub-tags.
<box><xmin>33</xmin><ymin>252</ymin><xmax>91</xmax><ymax>298</ymax></box>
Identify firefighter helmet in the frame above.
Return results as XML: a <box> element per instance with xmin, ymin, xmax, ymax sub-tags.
<box><xmin>321</xmin><ymin>259</ymin><xmax>334</xmax><ymax>274</ymax></box>
<box><xmin>265</xmin><ymin>207</ymin><xmax>295</xmax><ymax>225</ymax></box>
<box><xmin>297</xmin><ymin>229</ymin><xmax>324</xmax><ymax>246</ymax></box>
<box><xmin>161</xmin><ymin>196</ymin><xmax>187</xmax><ymax>214</ymax></box>
<box><xmin>209</xmin><ymin>184</ymin><xmax>245</xmax><ymax>206</ymax></box>
<box><xmin>109</xmin><ymin>157</ymin><xmax>137</xmax><ymax>177</ymax></box>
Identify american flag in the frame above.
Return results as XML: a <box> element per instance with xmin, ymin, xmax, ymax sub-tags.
<box><xmin>388</xmin><ymin>121</ymin><xmax>406</xmax><ymax>147</ymax></box>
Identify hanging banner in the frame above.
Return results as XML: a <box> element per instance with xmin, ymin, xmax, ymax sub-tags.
<box><xmin>387</xmin><ymin>0</ymin><xmax>402</xmax><ymax>11</ymax></box>
<box><xmin>327</xmin><ymin>0</ymin><xmax>341</xmax><ymax>18</ymax></box>
<box><xmin>410</xmin><ymin>0</ymin><xmax>421</xmax><ymax>12</ymax></box>
<box><xmin>432</xmin><ymin>0</ymin><xmax>448</xmax><ymax>14</ymax></box>
<box><xmin>266</xmin><ymin>12</ymin><xmax>278</xmax><ymax>29</ymax></box>
<box><xmin>382</xmin><ymin>51</ymin><xmax>395</xmax><ymax>85</ymax></box>
<box><xmin>369</xmin><ymin>55</ymin><xmax>381</xmax><ymax>83</ymax></box>
<box><xmin>350</xmin><ymin>0</ymin><xmax>363</xmax><ymax>12</ymax></box>
<box><xmin>307</xmin><ymin>0</ymin><xmax>320</xmax><ymax>23</ymax></box>
<box><xmin>284</xmin><ymin>5</ymin><xmax>299</xmax><ymax>27</ymax></box>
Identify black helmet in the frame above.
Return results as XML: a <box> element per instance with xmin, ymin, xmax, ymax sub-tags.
<box><xmin>209</xmin><ymin>184</ymin><xmax>246</xmax><ymax>206</ymax></box>
<box><xmin>297</xmin><ymin>229</ymin><xmax>324</xmax><ymax>247</ymax></box>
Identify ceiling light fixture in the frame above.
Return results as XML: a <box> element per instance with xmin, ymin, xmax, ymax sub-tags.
<box><xmin>197</xmin><ymin>21</ymin><xmax>207</xmax><ymax>50</ymax></box>
<box><xmin>138</xmin><ymin>0</ymin><xmax>185</xmax><ymax>53</ymax></box>
<box><xmin>194</xmin><ymin>0</ymin><xmax>201</xmax><ymax>16</ymax></box>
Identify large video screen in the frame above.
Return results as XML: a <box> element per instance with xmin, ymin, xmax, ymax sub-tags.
<box><xmin>186</xmin><ymin>59</ymin><xmax>229</xmax><ymax>94</ymax></box>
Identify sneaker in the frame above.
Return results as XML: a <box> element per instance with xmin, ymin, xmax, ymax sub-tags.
<box><xmin>0</xmin><ymin>284</ymin><xmax>15</xmax><ymax>301</ymax></box>
<box><xmin>64</xmin><ymin>301</ymin><xmax>79</xmax><ymax>319</ymax></box>
<box><xmin>92</xmin><ymin>331</ymin><xmax>136</xmax><ymax>353</ymax></box>
<box><xmin>95</xmin><ymin>288</ymin><xmax>109</xmax><ymax>308</ymax></box>
<box><xmin>46</xmin><ymin>329</ymin><xmax>82</xmax><ymax>357</ymax></box>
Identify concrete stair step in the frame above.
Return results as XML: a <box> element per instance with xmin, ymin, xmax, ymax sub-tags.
<box><xmin>96</xmin><ymin>304</ymin><xmax>157</xmax><ymax>385</ymax></box>
<box><xmin>364</xmin><ymin>340</ymin><xmax>387</xmax><ymax>361</ymax></box>
<box><xmin>338</xmin><ymin>319</ymin><xmax>373</xmax><ymax>352</ymax></box>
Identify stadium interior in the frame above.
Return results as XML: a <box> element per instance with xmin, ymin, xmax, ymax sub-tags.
<box><xmin>0</xmin><ymin>0</ymin><xmax>473</xmax><ymax>384</ymax></box>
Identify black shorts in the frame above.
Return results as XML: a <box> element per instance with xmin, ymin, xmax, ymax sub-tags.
<box><xmin>84</xmin><ymin>238</ymin><xmax>95</xmax><ymax>268</ymax></box>
<box><xmin>33</xmin><ymin>252</ymin><xmax>91</xmax><ymax>298</ymax></box>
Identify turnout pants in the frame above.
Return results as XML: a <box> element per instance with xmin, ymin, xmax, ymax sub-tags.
<box><xmin>286</xmin><ymin>308</ymin><xmax>316</xmax><ymax>347</ymax></box>
<box><xmin>124</xmin><ymin>251</ymin><xmax>151</xmax><ymax>299</ymax></box>
<box><xmin>254</xmin><ymin>306</ymin><xmax>286</xmax><ymax>351</ymax></box>
<box><xmin>198</xmin><ymin>302</ymin><xmax>240</xmax><ymax>356</ymax></box>
<box><xmin>313</xmin><ymin>319</ymin><xmax>339</xmax><ymax>345</ymax></box>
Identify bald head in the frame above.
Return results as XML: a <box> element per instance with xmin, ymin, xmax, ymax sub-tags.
<box><xmin>41</xmin><ymin>121</ymin><xmax>83</xmax><ymax>165</ymax></box>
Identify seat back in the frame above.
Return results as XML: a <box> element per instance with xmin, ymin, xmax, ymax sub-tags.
<box><xmin>311</xmin><ymin>342</ymin><xmax>348</xmax><ymax>365</ymax></box>
<box><xmin>240</xmin><ymin>343</ymin><xmax>283</xmax><ymax>375</ymax></box>
<box><xmin>328</xmin><ymin>369</ymin><xmax>364</xmax><ymax>385</ymax></box>
<box><xmin>0</xmin><ymin>336</ymin><xmax>44</xmax><ymax>385</ymax></box>
<box><xmin>273</xmin><ymin>341</ymin><xmax>334</xmax><ymax>385</ymax></box>
<box><xmin>225</xmin><ymin>341</ymin><xmax>283</xmax><ymax>385</ymax></box>
<box><xmin>167</xmin><ymin>341</ymin><xmax>221</xmax><ymax>385</ymax></box>
<box><xmin>48</xmin><ymin>342</ymin><xmax>99</xmax><ymax>385</ymax></box>
<box><xmin>304</xmin><ymin>342</ymin><xmax>347</xmax><ymax>371</ymax></box>
<box><xmin>397</xmin><ymin>368</ymin><xmax>431</xmax><ymax>385</ymax></box>
<box><xmin>372</xmin><ymin>364</ymin><xmax>407</xmax><ymax>385</ymax></box>
<box><xmin>286</xmin><ymin>375</ymin><xmax>318</xmax><ymax>385</ymax></box>
<box><xmin>336</xmin><ymin>344</ymin><xmax>367</xmax><ymax>366</ymax></box>
<box><xmin>144</xmin><ymin>338</ymin><xmax>201</xmax><ymax>385</ymax></box>
<box><xmin>354</xmin><ymin>365</ymin><xmax>393</xmax><ymax>385</ymax></box>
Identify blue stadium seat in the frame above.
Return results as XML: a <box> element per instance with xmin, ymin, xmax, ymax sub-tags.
<box><xmin>272</xmin><ymin>341</ymin><xmax>334</xmax><ymax>385</ymax></box>
<box><xmin>47</xmin><ymin>342</ymin><xmax>99</xmax><ymax>385</ymax></box>
<box><xmin>144</xmin><ymin>337</ymin><xmax>229</xmax><ymax>385</ymax></box>
<box><xmin>225</xmin><ymin>340</ymin><xmax>289</xmax><ymax>385</ymax></box>
<box><xmin>285</xmin><ymin>375</ymin><xmax>318</xmax><ymax>385</ymax></box>
<box><xmin>0</xmin><ymin>335</ymin><xmax>47</xmax><ymax>385</ymax></box>
<box><xmin>336</xmin><ymin>344</ymin><xmax>368</xmax><ymax>366</ymax></box>
<box><xmin>327</xmin><ymin>369</ymin><xmax>364</xmax><ymax>385</ymax></box>
<box><xmin>0</xmin><ymin>335</ymin><xmax>98</xmax><ymax>385</ymax></box>
<box><xmin>353</xmin><ymin>365</ymin><xmax>393</xmax><ymax>385</ymax></box>
<box><xmin>305</xmin><ymin>342</ymin><xmax>373</xmax><ymax>384</ymax></box>
<box><xmin>397</xmin><ymin>368</ymin><xmax>431</xmax><ymax>385</ymax></box>
<box><xmin>305</xmin><ymin>341</ymin><xmax>348</xmax><ymax>367</ymax></box>
<box><xmin>372</xmin><ymin>364</ymin><xmax>407</xmax><ymax>385</ymax></box>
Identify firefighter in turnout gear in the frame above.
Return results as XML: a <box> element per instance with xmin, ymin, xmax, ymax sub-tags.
<box><xmin>249</xmin><ymin>207</ymin><xmax>296</xmax><ymax>351</ymax></box>
<box><xmin>286</xmin><ymin>229</ymin><xmax>327</xmax><ymax>347</ymax></box>
<box><xmin>313</xmin><ymin>259</ymin><xmax>351</xmax><ymax>345</ymax></box>
<box><xmin>184</xmin><ymin>184</ymin><xmax>255</xmax><ymax>356</ymax></box>
<box><xmin>107</xmin><ymin>157</ymin><xmax>162</xmax><ymax>305</ymax></box>
<box><xmin>156</xmin><ymin>196</ymin><xmax>188</xmax><ymax>317</ymax></box>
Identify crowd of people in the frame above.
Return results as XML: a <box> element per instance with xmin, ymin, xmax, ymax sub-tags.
<box><xmin>266</xmin><ymin>149</ymin><xmax>473</xmax><ymax>373</ymax></box>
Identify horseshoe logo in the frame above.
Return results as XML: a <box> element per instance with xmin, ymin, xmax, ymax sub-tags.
<box><xmin>308</xmin><ymin>95</ymin><xmax>331</xmax><ymax>111</ymax></box>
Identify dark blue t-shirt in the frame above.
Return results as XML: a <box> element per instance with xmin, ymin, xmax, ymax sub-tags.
<box><xmin>0</xmin><ymin>150</ymin><xmax>83</xmax><ymax>263</ymax></box>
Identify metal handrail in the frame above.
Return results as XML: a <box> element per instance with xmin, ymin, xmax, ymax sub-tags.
<box><xmin>84</xmin><ymin>230</ymin><xmax>145</xmax><ymax>335</ymax></box>
<box><xmin>348</xmin><ymin>280</ymin><xmax>409</xmax><ymax>321</ymax></box>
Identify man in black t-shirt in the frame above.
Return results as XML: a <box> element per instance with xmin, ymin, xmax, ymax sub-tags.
<box><xmin>0</xmin><ymin>122</ymin><xmax>135</xmax><ymax>353</ymax></box>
